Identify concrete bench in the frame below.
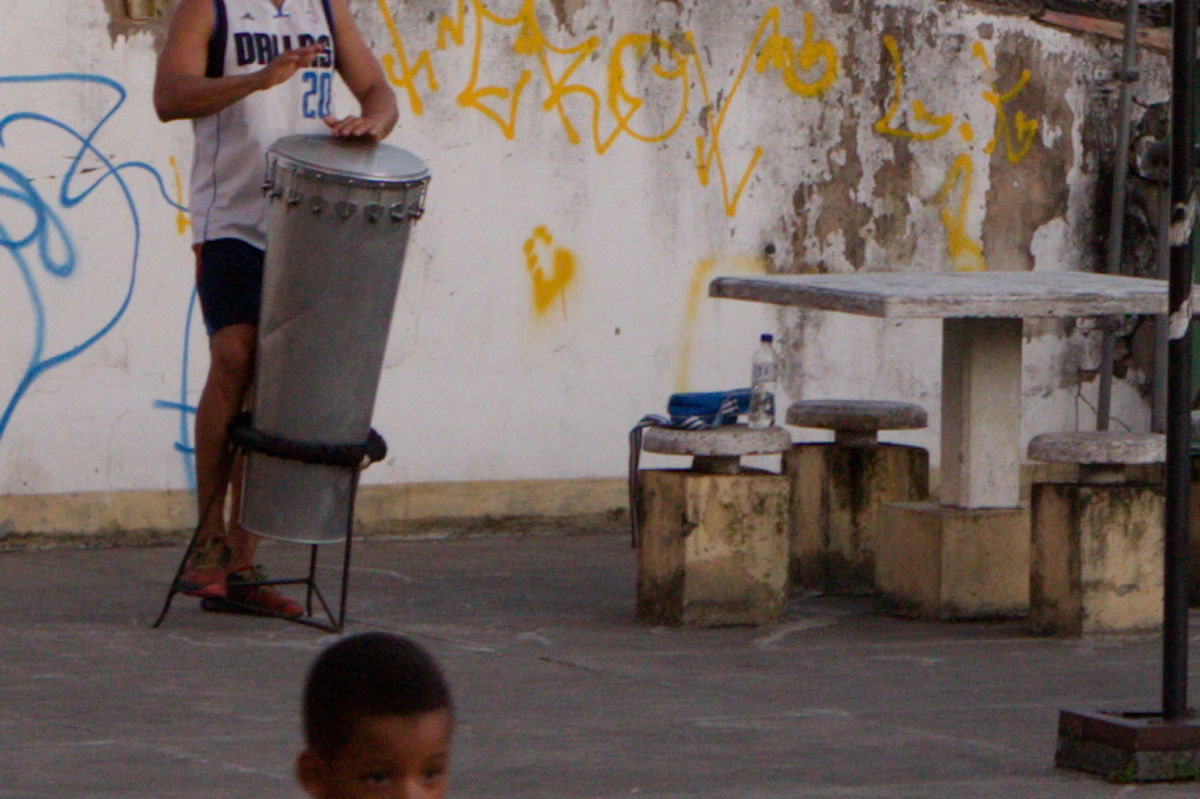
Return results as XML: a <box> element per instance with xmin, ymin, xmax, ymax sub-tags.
<box><xmin>635</xmin><ymin>424</ymin><xmax>791</xmax><ymax>627</ymax></box>
<box><xmin>1028</xmin><ymin>431</ymin><xmax>1165</xmax><ymax>635</ymax></box>
<box><xmin>783</xmin><ymin>400</ymin><xmax>930</xmax><ymax>596</ymax></box>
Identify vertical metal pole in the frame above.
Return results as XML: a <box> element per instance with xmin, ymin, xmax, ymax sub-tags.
<box><xmin>1154</xmin><ymin>196</ymin><xmax>1171</xmax><ymax>433</ymax></box>
<box><xmin>1164</xmin><ymin>0</ymin><xmax>1196</xmax><ymax>723</ymax></box>
<box><xmin>336</xmin><ymin>468</ymin><xmax>360</xmax><ymax>633</ymax></box>
<box><xmin>1097</xmin><ymin>0</ymin><xmax>1143</xmax><ymax>430</ymax></box>
<box><xmin>307</xmin><ymin>544</ymin><xmax>319</xmax><ymax>617</ymax></box>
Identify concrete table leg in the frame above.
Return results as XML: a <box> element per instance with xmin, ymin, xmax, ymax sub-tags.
<box><xmin>875</xmin><ymin>501</ymin><xmax>1030</xmax><ymax>619</ymax></box>
<box><xmin>868</xmin><ymin>319</ymin><xmax>1028</xmax><ymax>619</ymax></box>
<box><xmin>940</xmin><ymin>317</ymin><xmax>1023</xmax><ymax>509</ymax></box>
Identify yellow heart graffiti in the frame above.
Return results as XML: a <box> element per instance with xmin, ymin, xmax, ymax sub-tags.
<box><xmin>523</xmin><ymin>226</ymin><xmax>578</xmax><ymax>318</ymax></box>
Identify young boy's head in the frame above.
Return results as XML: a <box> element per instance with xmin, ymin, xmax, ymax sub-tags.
<box><xmin>297</xmin><ymin>633</ymin><xmax>453</xmax><ymax>799</ymax></box>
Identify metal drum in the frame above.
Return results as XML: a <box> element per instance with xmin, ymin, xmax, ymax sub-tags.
<box><xmin>239</xmin><ymin>134</ymin><xmax>430</xmax><ymax>544</ymax></box>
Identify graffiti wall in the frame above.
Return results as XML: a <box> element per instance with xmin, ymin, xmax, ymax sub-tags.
<box><xmin>0</xmin><ymin>1</ymin><xmax>1169</xmax><ymax>528</ymax></box>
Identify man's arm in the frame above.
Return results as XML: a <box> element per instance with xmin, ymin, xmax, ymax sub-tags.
<box><xmin>154</xmin><ymin>0</ymin><xmax>324</xmax><ymax>122</ymax></box>
<box><xmin>323</xmin><ymin>0</ymin><xmax>399</xmax><ymax>141</ymax></box>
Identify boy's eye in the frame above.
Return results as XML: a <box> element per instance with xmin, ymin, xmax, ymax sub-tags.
<box><xmin>362</xmin><ymin>771</ymin><xmax>393</xmax><ymax>786</ymax></box>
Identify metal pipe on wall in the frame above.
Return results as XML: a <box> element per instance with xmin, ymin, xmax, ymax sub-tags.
<box><xmin>1097</xmin><ymin>0</ymin><xmax>1143</xmax><ymax>431</ymax></box>
<box><xmin>1154</xmin><ymin>190</ymin><xmax>1170</xmax><ymax>432</ymax></box>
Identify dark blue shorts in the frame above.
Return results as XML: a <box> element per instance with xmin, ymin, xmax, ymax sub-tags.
<box><xmin>196</xmin><ymin>238</ymin><xmax>264</xmax><ymax>336</ymax></box>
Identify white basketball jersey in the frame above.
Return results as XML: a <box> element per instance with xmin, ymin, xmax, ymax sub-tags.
<box><xmin>189</xmin><ymin>0</ymin><xmax>336</xmax><ymax>249</ymax></box>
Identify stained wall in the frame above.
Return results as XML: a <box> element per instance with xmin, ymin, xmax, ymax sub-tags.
<box><xmin>0</xmin><ymin>1</ymin><xmax>1168</xmax><ymax>529</ymax></box>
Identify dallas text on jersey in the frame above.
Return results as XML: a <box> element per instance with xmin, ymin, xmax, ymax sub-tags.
<box><xmin>233</xmin><ymin>31</ymin><xmax>334</xmax><ymax>68</ymax></box>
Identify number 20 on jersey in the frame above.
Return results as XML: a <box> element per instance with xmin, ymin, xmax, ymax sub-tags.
<box><xmin>302</xmin><ymin>70</ymin><xmax>332</xmax><ymax>119</ymax></box>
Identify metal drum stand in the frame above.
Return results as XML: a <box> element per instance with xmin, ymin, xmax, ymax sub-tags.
<box><xmin>152</xmin><ymin>413</ymin><xmax>387</xmax><ymax>632</ymax></box>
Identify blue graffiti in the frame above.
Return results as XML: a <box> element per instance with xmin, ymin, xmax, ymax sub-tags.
<box><xmin>152</xmin><ymin>288</ymin><xmax>200</xmax><ymax>488</ymax></box>
<box><xmin>0</xmin><ymin>73</ymin><xmax>187</xmax><ymax>477</ymax></box>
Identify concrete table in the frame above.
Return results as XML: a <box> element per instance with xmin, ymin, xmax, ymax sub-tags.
<box><xmin>710</xmin><ymin>271</ymin><xmax>1170</xmax><ymax>509</ymax></box>
<box><xmin>710</xmin><ymin>271</ymin><xmax>1172</xmax><ymax>618</ymax></box>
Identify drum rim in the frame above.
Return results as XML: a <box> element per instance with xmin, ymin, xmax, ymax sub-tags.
<box><xmin>267</xmin><ymin>134</ymin><xmax>431</xmax><ymax>189</ymax></box>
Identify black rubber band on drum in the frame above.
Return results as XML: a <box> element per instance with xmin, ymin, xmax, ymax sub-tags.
<box><xmin>228</xmin><ymin>411</ymin><xmax>387</xmax><ymax>468</ymax></box>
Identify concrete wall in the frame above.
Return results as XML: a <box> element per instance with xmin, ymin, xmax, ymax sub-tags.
<box><xmin>0</xmin><ymin>1</ymin><xmax>1169</xmax><ymax>534</ymax></box>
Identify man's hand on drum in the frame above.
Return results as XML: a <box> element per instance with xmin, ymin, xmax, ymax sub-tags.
<box><xmin>323</xmin><ymin>113</ymin><xmax>391</xmax><ymax>142</ymax></box>
<box><xmin>258</xmin><ymin>44</ymin><xmax>325</xmax><ymax>91</ymax></box>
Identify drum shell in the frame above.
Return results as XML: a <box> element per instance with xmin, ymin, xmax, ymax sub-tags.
<box><xmin>240</xmin><ymin>141</ymin><xmax>428</xmax><ymax>544</ymax></box>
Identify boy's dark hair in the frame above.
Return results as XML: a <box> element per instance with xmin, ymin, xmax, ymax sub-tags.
<box><xmin>303</xmin><ymin>632</ymin><xmax>452</xmax><ymax>756</ymax></box>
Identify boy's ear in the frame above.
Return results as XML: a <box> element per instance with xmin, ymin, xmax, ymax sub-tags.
<box><xmin>296</xmin><ymin>749</ymin><xmax>327</xmax><ymax>799</ymax></box>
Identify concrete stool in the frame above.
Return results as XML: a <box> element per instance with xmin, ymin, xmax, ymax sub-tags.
<box><xmin>783</xmin><ymin>400</ymin><xmax>930</xmax><ymax>595</ymax></box>
<box><xmin>1028</xmin><ymin>431</ymin><xmax>1165</xmax><ymax>635</ymax></box>
<box><xmin>636</xmin><ymin>425</ymin><xmax>792</xmax><ymax>627</ymax></box>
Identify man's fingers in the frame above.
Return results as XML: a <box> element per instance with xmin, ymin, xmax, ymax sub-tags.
<box><xmin>287</xmin><ymin>43</ymin><xmax>325</xmax><ymax>57</ymax></box>
<box><xmin>278</xmin><ymin>44</ymin><xmax>325</xmax><ymax>69</ymax></box>
<box><xmin>284</xmin><ymin>51</ymin><xmax>316</xmax><ymax>68</ymax></box>
<box><xmin>258</xmin><ymin>44</ymin><xmax>330</xmax><ymax>89</ymax></box>
<box><xmin>323</xmin><ymin>115</ymin><xmax>383</xmax><ymax>141</ymax></box>
<box><xmin>323</xmin><ymin>115</ymin><xmax>360</xmax><ymax>135</ymax></box>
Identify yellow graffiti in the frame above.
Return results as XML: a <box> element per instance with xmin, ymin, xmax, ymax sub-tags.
<box><xmin>694</xmin><ymin>10</ymin><xmax>838</xmax><ymax>216</ymax></box>
<box><xmin>168</xmin><ymin>155</ymin><xmax>190</xmax><ymax>236</ymax></box>
<box><xmin>523</xmin><ymin>226</ymin><xmax>577</xmax><ymax>318</ymax></box>
<box><xmin>378</xmin><ymin>0</ymin><xmax>443</xmax><ymax>115</ymax></box>
<box><xmin>676</xmin><ymin>255</ymin><xmax>768</xmax><ymax>391</ymax></box>
<box><xmin>457</xmin><ymin>1</ymin><xmax>537</xmax><ymax>139</ymax></box>
<box><xmin>434</xmin><ymin>0</ymin><xmax>469</xmax><ymax>49</ymax></box>
<box><xmin>536</xmin><ymin>34</ymin><xmax>602</xmax><ymax>147</ymax></box>
<box><xmin>934</xmin><ymin>154</ymin><xmax>985</xmax><ymax>272</ymax></box>
<box><xmin>754</xmin><ymin>9</ymin><xmax>839</xmax><ymax>98</ymax></box>
<box><xmin>871</xmin><ymin>36</ymin><xmax>1044</xmax><ymax>271</ymax></box>
<box><xmin>874</xmin><ymin>34</ymin><xmax>953</xmax><ymax>141</ymax></box>
<box><xmin>376</xmin><ymin>2</ymin><xmax>837</xmax><ymax>217</ymax></box>
<box><xmin>973</xmin><ymin>42</ymin><xmax>1039</xmax><ymax>164</ymax></box>
<box><xmin>528</xmin><ymin>31</ymin><xmax>689</xmax><ymax>154</ymax></box>
<box><xmin>689</xmin><ymin>31</ymin><xmax>763</xmax><ymax>220</ymax></box>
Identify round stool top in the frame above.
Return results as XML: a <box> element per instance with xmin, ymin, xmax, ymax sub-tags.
<box><xmin>1027</xmin><ymin>432</ymin><xmax>1165</xmax><ymax>465</ymax></box>
<box><xmin>642</xmin><ymin>425</ymin><xmax>792</xmax><ymax>457</ymax></box>
<box><xmin>785</xmin><ymin>400</ymin><xmax>928</xmax><ymax>432</ymax></box>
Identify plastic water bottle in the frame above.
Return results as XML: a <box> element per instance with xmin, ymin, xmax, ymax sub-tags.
<box><xmin>748</xmin><ymin>333</ymin><xmax>779</xmax><ymax>429</ymax></box>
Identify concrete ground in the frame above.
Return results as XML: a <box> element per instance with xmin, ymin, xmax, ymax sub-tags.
<box><xmin>2</xmin><ymin>530</ymin><xmax>1199</xmax><ymax>798</ymax></box>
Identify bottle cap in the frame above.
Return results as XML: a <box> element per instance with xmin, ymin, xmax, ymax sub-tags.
<box><xmin>761</xmin><ymin>333</ymin><xmax>774</xmax><ymax>343</ymax></box>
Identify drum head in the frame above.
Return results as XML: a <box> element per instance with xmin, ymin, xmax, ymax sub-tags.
<box><xmin>268</xmin><ymin>134</ymin><xmax>430</xmax><ymax>188</ymax></box>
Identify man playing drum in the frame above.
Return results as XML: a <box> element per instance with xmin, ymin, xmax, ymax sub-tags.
<box><xmin>154</xmin><ymin>0</ymin><xmax>398</xmax><ymax>614</ymax></box>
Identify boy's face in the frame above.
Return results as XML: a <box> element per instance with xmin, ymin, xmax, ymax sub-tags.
<box><xmin>298</xmin><ymin>709</ymin><xmax>452</xmax><ymax>799</ymax></box>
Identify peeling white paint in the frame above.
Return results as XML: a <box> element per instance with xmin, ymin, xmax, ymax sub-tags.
<box><xmin>1030</xmin><ymin>217</ymin><xmax>1070</xmax><ymax>271</ymax></box>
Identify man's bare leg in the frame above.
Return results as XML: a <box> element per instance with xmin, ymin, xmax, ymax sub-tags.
<box><xmin>184</xmin><ymin>323</ymin><xmax>257</xmax><ymax>595</ymax></box>
<box><xmin>208</xmin><ymin>335</ymin><xmax>303</xmax><ymax>617</ymax></box>
<box><xmin>226</xmin><ymin>450</ymin><xmax>259</xmax><ymax>573</ymax></box>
